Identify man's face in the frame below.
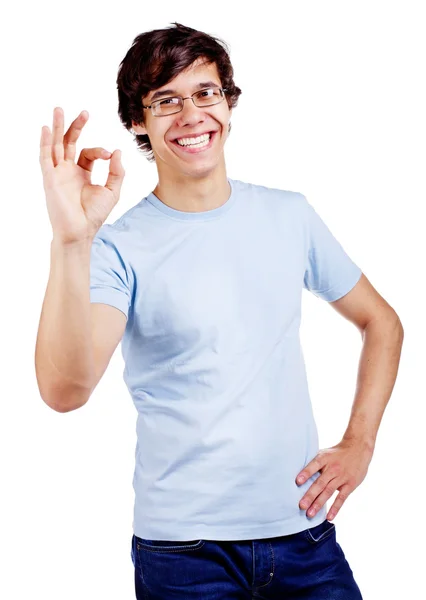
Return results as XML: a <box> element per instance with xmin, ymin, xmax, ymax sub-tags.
<box><xmin>132</xmin><ymin>58</ymin><xmax>232</xmax><ymax>179</ymax></box>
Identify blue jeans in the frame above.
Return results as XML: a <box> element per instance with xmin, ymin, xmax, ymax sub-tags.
<box><xmin>130</xmin><ymin>518</ymin><xmax>363</xmax><ymax>599</ymax></box>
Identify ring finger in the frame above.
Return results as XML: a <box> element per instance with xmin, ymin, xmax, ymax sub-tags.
<box><xmin>51</xmin><ymin>107</ymin><xmax>64</xmax><ymax>166</ymax></box>
<box><xmin>306</xmin><ymin>480</ymin><xmax>338</xmax><ymax>517</ymax></box>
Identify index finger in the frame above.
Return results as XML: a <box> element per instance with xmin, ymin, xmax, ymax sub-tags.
<box><xmin>63</xmin><ymin>110</ymin><xmax>89</xmax><ymax>163</ymax></box>
<box><xmin>296</xmin><ymin>455</ymin><xmax>323</xmax><ymax>484</ymax></box>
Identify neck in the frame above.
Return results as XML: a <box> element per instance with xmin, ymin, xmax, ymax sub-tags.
<box><xmin>152</xmin><ymin>164</ymin><xmax>230</xmax><ymax>213</ymax></box>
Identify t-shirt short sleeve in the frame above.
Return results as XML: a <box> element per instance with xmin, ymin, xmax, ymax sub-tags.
<box><xmin>90</xmin><ymin>224</ymin><xmax>132</xmax><ymax>319</ymax></box>
<box><xmin>301</xmin><ymin>195</ymin><xmax>362</xmax><ymax>302</ymax></box>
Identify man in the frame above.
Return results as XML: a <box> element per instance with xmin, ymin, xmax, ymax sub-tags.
<box><xmin>37</xmin><ymin>22</ymin><xmax>403</xmax><ymax>600</ymax></box>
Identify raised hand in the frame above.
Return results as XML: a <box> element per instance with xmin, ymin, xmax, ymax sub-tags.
<box><xmin>39</xmin><ymin>107</ymin><xmax>125</xmax><ymax>245</ymax></box>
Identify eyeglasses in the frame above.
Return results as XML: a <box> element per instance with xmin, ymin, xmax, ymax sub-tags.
<box><xmin>142</xmin><ymin>87</ymin><xmax>228</xmax><ymax>117</ymax></box>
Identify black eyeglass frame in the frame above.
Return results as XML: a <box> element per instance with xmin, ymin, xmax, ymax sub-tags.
<box><xmin>142</xmin><ymin>87</ymin><xmax>228</xmax><ymax>117</ymax></box>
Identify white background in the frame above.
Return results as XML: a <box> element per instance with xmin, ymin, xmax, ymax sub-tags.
<box><xmin>1</xmin><ymin>1</ymin><xmax>424</xmax><ymax>598</ymax></box>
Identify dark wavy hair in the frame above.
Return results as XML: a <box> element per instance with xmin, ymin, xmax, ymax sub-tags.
<box><xmin>116</xmin><ymin>22</ymin><xmax>242</xmax><ymax>162</ymax></box>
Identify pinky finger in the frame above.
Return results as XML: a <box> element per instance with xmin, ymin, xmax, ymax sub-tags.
<box><xmin>327</xmin><ymin>485</ymin><xmax>350</xmax><ymax>521</ymax></box>
<box><xmin>327</xmin><ymin>487</ymin><xmax>350</xmax><ymax>520</ymax></box>
<box><xmin>39</xmin><ymin>126</ymin><xmax>53</xmax><ymax>176</ymax></box>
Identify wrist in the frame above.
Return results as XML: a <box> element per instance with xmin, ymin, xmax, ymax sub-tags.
<box><xmin>342</xmin><ymin>431</ymin><xmax>376</xmax><ymax>453</ymax></box>
<box><xmin>51</xmin><ymin>236</ymin><xmax>93</xmax><ymax>252</ymax></box>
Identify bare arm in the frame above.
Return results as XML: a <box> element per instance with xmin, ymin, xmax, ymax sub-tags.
<box><xmin>35</xmin><ymin>238</ymin><xmax>96</xmax><ymax>411</ymax></box>
<box><xmin>330</xmin><ymin>273</ymin><xmax>404</xmax><ymax>446</ymax></box>
<box><xmin>35</xmin><ymin>107</ymin><xmax>125</xmax><ymax>411</ymax></box>
<box><xmin>342</xmin><ymin>314</ymin><xmax>404</xmax><ymax>448</ymax></box>
<box><xmin>35</xmin><ymin>236</ymin><xmax>128</xmax><ymax>412</ymax></box>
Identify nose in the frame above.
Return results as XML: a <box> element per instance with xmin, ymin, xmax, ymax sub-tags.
<box><xmin>175</xmin><ymin>97</ymin><xmax>206</xmax><ymax>127</ymax></box>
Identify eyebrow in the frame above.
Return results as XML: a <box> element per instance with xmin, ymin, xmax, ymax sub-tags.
<box><xmin>149</xmin><ymin>81</ymin><xmax>221</xmax><ymax>102</ymax></box>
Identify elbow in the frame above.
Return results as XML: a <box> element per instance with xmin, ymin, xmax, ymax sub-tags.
<box><xmin>45</xmin><ymin>400</ymin><xmax>84</xmax><ymax>413</ymax></box>
<box><xmin>391</xmin><ymin>312</ymin><xmax>404</xmax><ymax>339</ymax></box>
<box><xmin>361</xmin><ymin>310</ymin><xmax>404</xmax><ymax>343</ymax></box>
<box><xmin>40</xmin><ymin>385</ymin><xmax>91</xmax><ymax>413</ymax></box>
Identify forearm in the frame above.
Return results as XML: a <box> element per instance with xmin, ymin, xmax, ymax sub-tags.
<box><xmin>342</xmin><ymin>313</ymin><xmax>404</xmax><ymax>450</ymax></box>
<box><xmin>35</xmin><ymin>238</ymin><xmax>96</xmax><ymax>410</ymax></box>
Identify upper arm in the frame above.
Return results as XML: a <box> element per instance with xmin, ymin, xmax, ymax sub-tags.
<box><xmin>329</xmin><ymin>272</ymin><xmax>401</xmax><ymax>332</ymax></box>
<box><xmin>88</xmin><ymin>225</ymin><xmax>131</xmax><ymax>397</ymax></box>
<box><xmin>301</xmin><ymin>196</ymin><xmax>364</xmax><ymax>302</ymax></box>
<box><xmin>90</xmin><ymin>303</ymin><xmax>127</xmax><ymax>393</ymax></box>
<box><xmin>300</xmin><ymin>195</ymin><xmax>400</xmax><ymax>330</ymax></box>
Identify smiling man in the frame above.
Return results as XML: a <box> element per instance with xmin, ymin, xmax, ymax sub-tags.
<box><xmin>130</xmin><ymin>58</ymin><xmax>233</xmax><ymax>215</ymax></box>
<box><xmin>37</xmin><ymin>21</ymin><xmax>403</xmax><ymax>600</ymax></box>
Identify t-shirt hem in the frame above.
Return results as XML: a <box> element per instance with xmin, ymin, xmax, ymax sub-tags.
<box><xmin>133</xmin><ymin>506</ymin><xmax>328</xmax><ymax>541</ymax></box>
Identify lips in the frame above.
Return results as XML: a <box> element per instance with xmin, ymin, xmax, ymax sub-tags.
<box><xmin>170</xmin><ymin>130</ymin><xmax>217</xmax><ymax>154</ymax></box>
<box><xmin>173</xmin><ymin>130</ymin><xmax>215</xmax><ymax>143</ymax></box>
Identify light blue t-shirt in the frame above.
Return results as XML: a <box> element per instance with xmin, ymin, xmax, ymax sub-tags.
<box><xmin>90</xmin><ymin>178</ymin><xmax>362</xmax><ymax>541</ymax></box>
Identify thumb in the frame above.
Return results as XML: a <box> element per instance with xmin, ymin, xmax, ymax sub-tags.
<box><xmin>104</xmin><ymin>150</ymin><xmax>125</xmax><ymax>200</ymax></box>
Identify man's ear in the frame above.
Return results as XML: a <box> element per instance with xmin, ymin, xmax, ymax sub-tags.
<box><xmin>131</xmin><ymin>120</ymin><xmax>148</xmax><ymax>135</ymax></box>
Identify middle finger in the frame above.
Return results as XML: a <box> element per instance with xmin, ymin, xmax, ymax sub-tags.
<box><xmin>299</xmin><ymin>475</ymin><xmax>329</xmax><ymax>509</ymax></box>
<box><xmin>305</xmin><ymin>483</ymin><xmax>337</xmax><ymax>517</ymax></box>
<box><xmin>64</xmin><ymin>110</ymin><xmax>89</xmax><ymax>163</ymax></box>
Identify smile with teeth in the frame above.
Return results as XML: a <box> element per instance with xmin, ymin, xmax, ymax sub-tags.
<box><xmin>175</xmin><ymin>133</ymin><xmax>211</xmax><ymax>148</ymax></box>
